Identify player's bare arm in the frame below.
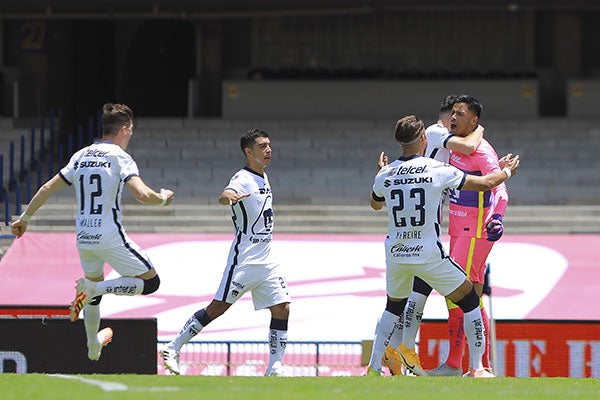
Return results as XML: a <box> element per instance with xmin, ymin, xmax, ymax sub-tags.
<box><xmin>462</xmin><ymin>154</ymin><xmax>520</xmax><ymax>191</ymax></box>
<box><xmin>10</xmin><ymin>174</ymin><xmax>68</xmax><ymax>237</ymax></box>
<box><xmin>126</xmin><ymin>176</ymin><xmax>174</xmax><ymax>205</ymax></box>
<box><xmin>218</xmin><ymin>188</ymin><xmax>251</xmax><ymax>206</ymax></box>
<box><xmin>446</xmin><ymin>124</ymin><xmax>484</xmax><ymax>155</ymax></box>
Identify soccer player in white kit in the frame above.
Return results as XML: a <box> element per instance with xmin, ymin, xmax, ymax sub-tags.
<box><xmin>382</xmin><ymin>95</ymin><xmax>484</xmax><ymax>374</ymax></box>
<box><xmin>11</xmin><ymin>103</ymin><xmax>175</xmax><ymax>361</ymax></box>
<box><xmin>161</xmin><ymin>129</ymin><xmax>291</xmax><ymax>376</ymax></box>
<box><xmin>365</xmin><ymin>115</ymin><xmax>518</xmax><ymax>378</ymax></box>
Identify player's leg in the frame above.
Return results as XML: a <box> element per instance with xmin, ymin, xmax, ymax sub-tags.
<box><xmin>367</xmin><ymin>296</ymin><xmax>406</xmax><ymax>375</ymax></box>
<box><xmin>447</xmin><ymin>279</ymin><xmax>493</xmax><ymax>378</ymax></box>
<box><xmin>161</xmin><ymin>300</ymin><xmax>230</xmax><ymax>374</ymax></box>
<box><xmin>77</xmin><ymin>250</ymin><xmax>113</xmax><ymax>361</ymax></box>
<box><xmin>402</xmin><ymin>277</ymin><xmax>433</xmax><ymax>349</ymax></box>
<box><xmin>443</xmin><ymin>236</ymin><xmax>475</xmax><ymax>371</ymax></box>
<box><xmin>367</xmin><ymin>261</ymin><xmax>416</xmax><ymax>376</ymax></box>
<box><xmin>71</xmin><ymin>243</ymin><xmax>161</xmax><ymax>321</ymax></box>
<box><xmin>383</xmin><ymin>277</ymin><xmax>433</xmax><ymax>376</ymax></box>
<box><xmin>251</xmin><ymin>266</ymin><xmax>292</xmax><ymax>376</ymax></box>
<box><xmin>460</xmin><ymin>239</ymin><xmax>494</xmax><ymax>371</ymax></box>
<box><xmin>162</xmin><ymin>259</ymin><xmax>248</xmax><ymax>374</ymax></box>
<box><xmin>265</xmin><ymin>302</ymin><xmax>290</xmax><ymax>376</ymax></box>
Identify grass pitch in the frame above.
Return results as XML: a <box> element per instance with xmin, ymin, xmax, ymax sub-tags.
<box><xmin>1</xmin><ymin>374</ymin><xmax>598</xmax><ymax>400</ymax></box>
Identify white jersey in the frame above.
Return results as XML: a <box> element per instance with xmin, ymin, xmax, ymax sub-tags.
<box><xmin>425</xmin><ymin>123</ymin><xmax>453</xmax><ymax>163</ymax></box>
<box><xmin>60</xmin><ymin>141</ymin><xmax>139</xmax><ymax>250</ymax></box>
<box><xmin>225</xmin><ymin>167</ymin><xmax>275</xmax><ymax>265</ymax></box>
<box><xmin>372</xmin><ymin>155</ymin><xmax>466</xmax><ymax>264</ymax></box>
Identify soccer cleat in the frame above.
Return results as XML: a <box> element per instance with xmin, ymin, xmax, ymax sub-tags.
<box><xmin>467</xmin><ymin>368</ymin><xmax>496</xmax><ymax>378</ymax></box>
<box><xmin>69</xmin><ymin>278</ymin><xmax>97</xmax><ymax>322</ymax></box>
<box><xmin>87</xmin><ymin>327</ymin><xmax>113</xmax><ymax>361</ymax></box>
<box><xmin>265</xmin><ymin>361</ymin><xmax>284</xmax><ymax>376</ymax></box>
<box><xmin>383</xmin><ymin>345</ymin><xmax>405</xmax><ymax>376</ymax></box>
<box><xmin>426</xmin><ymin>362</ymin><xmax>463</xmax><ymax>377</ymax></box>
<box><xmin>160</xmin><ymin>346</ymin><xmax>181</xmax><ymax>375</ymax></box>
<box><xmin>365</xmin><ymin>366</ymin><xmax>382</xmax><ymax>376</ymax></box>
<box><xmin>398</xmin><ymin>344</ymin><xmax>427</xmax><ymax>376</ymax></box>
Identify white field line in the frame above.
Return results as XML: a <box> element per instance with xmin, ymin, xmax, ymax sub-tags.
<box><xmin>48</xmin><ymin>374</ymin><xmax>180</xmax><ymax>392</ymax></box>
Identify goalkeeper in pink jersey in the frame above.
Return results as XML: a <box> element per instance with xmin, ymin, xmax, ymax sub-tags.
<box><xmin>441</xmin><ymin>95</ymin><xmax>507</xmax><ymax>375</ymax></box>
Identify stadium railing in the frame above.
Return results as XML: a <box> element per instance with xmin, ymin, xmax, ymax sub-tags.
<box><xmin>156</xmin><ymin>340</ymin><xmax>365</xmax><ymax>377</ymax></box>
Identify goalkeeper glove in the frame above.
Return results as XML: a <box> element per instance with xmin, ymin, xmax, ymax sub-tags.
<box><xmin>485</xmin><ymin>214</ymin><xmax>503</xmax><ymax>242</ymax></box>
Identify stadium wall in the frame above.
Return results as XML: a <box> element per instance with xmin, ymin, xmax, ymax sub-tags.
<box><xmin>222</xmin><ymin>80</ymin><xmax>538</xmax><ymax>118</ymax></box>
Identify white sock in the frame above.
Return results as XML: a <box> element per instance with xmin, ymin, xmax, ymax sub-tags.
<box><xmin>171</xmin><ymin>315</ymin><xmax>204</xmax><ymax>351</ymax></box>
<box><xmin>388</xmin><ymin>310</ymin><xmax>404</xmax><ymax>349</ymax></box>
<box><xmin>267</xmin><ymin>329</ymin><xmax>288</xmax><ymax>371</ymax></box>
<box><xmin>368</xmin><ymin>310</ymin><xmax>399</xmax><ymax>371</ymax></box>
<box><xmin>83</xmin><ymin>304</ymin><xmax>101</xmax><ymax>344</ymax></box>
<box><xmin>464</xmin><ymin>307</ymin><xmax>486</xmax><ymax>371</ymax></box>
<box><xmin>96</xmin><ymin>277</ymin><xmax>144</xmax><ymax>296</ymax></box>
<box><xmin>401</xmin><ymin>292</ymin><xmax>427</xmax><ymax>349</ymax></box>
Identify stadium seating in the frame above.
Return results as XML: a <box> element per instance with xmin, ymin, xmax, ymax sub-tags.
<box><xmin>14</xmin><ymin>116</ymin><xmax>599</xmax><ymax>237</ymax></box>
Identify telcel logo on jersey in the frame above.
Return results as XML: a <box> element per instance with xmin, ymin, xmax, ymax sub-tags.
<box><xmin>83</xmin><ymin>149</ymin><xmax>109</xmax><ymax>157</ymax></box>
<box><xmin>397</xmin><ymin>165</ymin><xmax>427</xmax><ymax>175</ymax></box>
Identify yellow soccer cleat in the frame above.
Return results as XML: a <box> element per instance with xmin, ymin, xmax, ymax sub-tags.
<box><xmin>399</xmin><ymin>344</ymin><xmax>427</xmax><ymax>376</ymax></box>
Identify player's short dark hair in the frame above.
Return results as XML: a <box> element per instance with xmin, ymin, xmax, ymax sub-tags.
<box><xmin>240</xmin><ymin>129</ymin><xmax>269</xmax><ymax>153</ymax></box>
<box><xmin>101</xmin><ymin>103</ymin><xmax>133</xmax><ymax>136</ymax></box>
<box><xmin>394</xmin><ymin>115</ymin><xmax>425</xmax><ymax>146</ymax></box>
<box><xmin>439</xmin><ymin>95</ymin><xmax>459</xmax><ymax>116</ymax></box>
<box><xmin>454</xmin><ymin>95</ymin><xmax>483</xmax><ymax>118</ymax></box>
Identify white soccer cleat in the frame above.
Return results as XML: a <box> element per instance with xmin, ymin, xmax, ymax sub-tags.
<box><xmin>70</xmin><ymin>278</ymin><xmax>97</xmax><ymax>322</ymax></box>
<box><xmin>426</xmin><ymin>362</ymin><xmax>463</xmax><ymax>377</ymax></box>
<box><xmin>160</xmin><ymin>345</ymin><xmax>181</xmax><ymax>375</ymax></box>
<box><xmin>87</xmin><ymin>327</ymin><xmax>113</xmax><ymax>361</ymax></box>
<box><xmin>265</xmin><ymin>361</ymin><xmax>284</xmax><ymax>376</ymax></box>
<box><xmin>467</xmin><ymin>367</ymin><xmax>496</xmax><ymax>378</ymax></box>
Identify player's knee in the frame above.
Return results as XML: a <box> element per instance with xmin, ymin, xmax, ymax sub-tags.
<box><xmin>454</xmin><ymin>286</ymin><xmax>479</xmax><ymax>313</ymax></box>
<box><xmin>141</xmin><ymin>275</ymin><xmax>160</xmax><ymax>295</ymax></box>
<box><xmin>413</xmin><ymin>276</ymin><xmax>433</xmax><ymax>296</ymax></box>
<box><xmin>386</xmin><ymin>297</ymin><xmax>407</xmax><ymax>317</ymax></box>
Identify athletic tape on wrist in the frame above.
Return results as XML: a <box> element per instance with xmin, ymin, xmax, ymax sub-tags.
<box><xmin>160</xmin><ymin>193</ymin><xmax>168</xmax><ymax>206</ymax></box>
<box><xmin>502</xmin><ymin>167</ymin><xmax>512</xmax><ymax>179</ymax></box>
<box><xmin>19</xmin><ymin>212</ymin><xmax>31</xmax><ymax>222</ymax></box>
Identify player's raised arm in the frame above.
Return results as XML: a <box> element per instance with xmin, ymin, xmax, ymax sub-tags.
<box><xmin>10</xmin><ymin>173</ymin><xmax>68</xmax><ymax>238</ymax></box>
<box><xmin>446</xmin><ymin>124</ymin><xmax>484</xmax><ymax>155</ymax></box>
<box><xmin>126</xmin><ymin>176</ymin><xmax>174</xmax><ymax>206</ymax></box>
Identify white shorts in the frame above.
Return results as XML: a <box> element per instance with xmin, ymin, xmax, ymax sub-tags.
<box><xmin>386</xmin><ymin>257</ymin><xmax>466</xmax><ymax>299</ymax></box>
<box><xmin>78</xmin><ymin>241</ymin><xmax>155</xmax><ymax>279</ymax></box>
<box><xmin>215</xmin><ymin>262</ymin><xmax>291</xmax><ymax>310</ymax></box>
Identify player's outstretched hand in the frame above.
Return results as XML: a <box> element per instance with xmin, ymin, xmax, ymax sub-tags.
<box><xmin>229</xmin><ymin>192</ymin><xmax>251</xmax><ymax>205</ymax></box>
<box><xmin>486</xmin><ymin>213</ymin><xmax>503</xmax><ymax>242</ymax></box>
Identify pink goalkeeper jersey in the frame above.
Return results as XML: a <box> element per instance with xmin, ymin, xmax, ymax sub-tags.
<box><xmin>447</xmin><ymin>138</ymin><xmax>508</xmax><ymax>238</ymax></box>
